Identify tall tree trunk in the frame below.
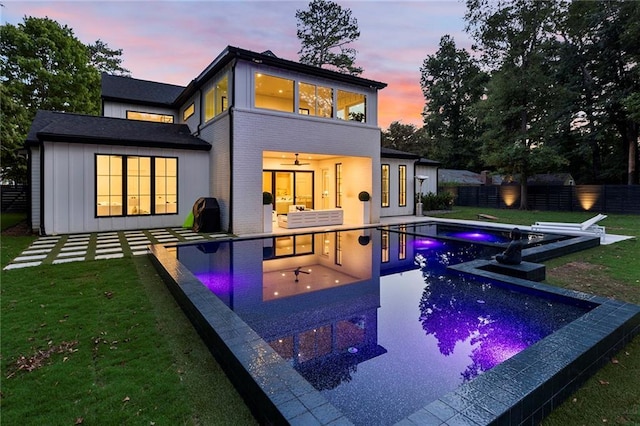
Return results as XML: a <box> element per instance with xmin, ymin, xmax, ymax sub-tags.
<box><xmin>520</xmin><ymin>180</ymin><xmax>528</xmax><ymax>210</ymax></box>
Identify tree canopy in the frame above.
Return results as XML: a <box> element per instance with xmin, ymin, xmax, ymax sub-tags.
<box><xmin>1</xmin><ymin>16</ymin><xmax>127</xmax><ymax>184</ymax></box>
<box><xmin>296</xmin><ymin>0</ymin><xmax>362</xmax><ymax>75</ymax></box>
<box><xmin>394</xmin><ymin>0</ymin><xmax>639</xmax><ymax>198</ymax></box>
<box><xmin>420</xmin><ymin>35</ymin><xmax>488</xmax><ymax>171</ymax></box>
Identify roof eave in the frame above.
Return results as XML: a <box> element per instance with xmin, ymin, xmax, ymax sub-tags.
<box><xmin>37</xmin><ymin>132</ymin><xmax>212</xmax><ymax>151</ymax></box>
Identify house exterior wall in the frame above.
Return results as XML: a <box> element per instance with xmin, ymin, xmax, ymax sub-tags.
<box><xmin>41</xmin><ymin>141</ymin><xmax>209</xmax><ymax>235</ymax></box>
<box><xmin>199</xmin><ymin>114</ymin><xmax>231</xmax><ymax>231</ymax></box>
<box><xmin>231</xmin><ymin>108</ymin><xmax>380</xmax><ymax>234</ymax></box>
<box><xmin>379</xmin><ymin>157</ymin><xmax>415</xmax><ymax>217</ymax></box>
<box><xmin>188</xmin><ymin>58</ymin><xmax>382</xmax><ymax>235</ymax></box>
<box><xmin>30</xmin><ymin>145</ymin><xmax>41</xmax><ymax>233</ymax></box>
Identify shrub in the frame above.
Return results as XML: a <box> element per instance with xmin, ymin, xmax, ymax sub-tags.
<box><xmin>417</xmin><ymin>191</ymin><xmax>454</xmax><ymax>211</ymax></box>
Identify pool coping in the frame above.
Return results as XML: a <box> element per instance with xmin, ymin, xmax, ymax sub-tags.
<box><xmin>149</xmin><ymin>228</ymin><xmax>640</xmax><ymax>426</ymax></box>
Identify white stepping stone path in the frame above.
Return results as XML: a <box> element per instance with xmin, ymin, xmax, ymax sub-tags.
<box><xmin>4</xmin><ymin>227</ymin><xmax>228</xmax><ymax>269</ymax></box>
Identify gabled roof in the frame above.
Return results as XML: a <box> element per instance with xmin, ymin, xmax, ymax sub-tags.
<box><xmin>438</xmin><ymin>169</ymin><xmax>483</xmax><ymax>185</ymax></box>
<box><xmin>25</xmin><ymin>110</ymin><xmax>211</xmax><ymax>151</ymax></box>
<box><xmin>101</xmin><ymin>74</ymin><xmax>185</xmax><ymax>107</ymax></box>
<box><xmin>380</xmin><ymin>147</ymin><xmax>420</xmax><ymax>159</ymax></box>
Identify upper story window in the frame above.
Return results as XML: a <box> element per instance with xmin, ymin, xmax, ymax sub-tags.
<box><xmin>299</xmin><ymin>82</ymin><xmax>333</xmax><ymax>118</ymax></box>
<box><xmin>255</xmin><ymin>73</ymin><xmax>294</xmax><ymax>113</ymax></box>
<box><xmin>337</xmin><ymin>90</ymin><xmax>366</xmax><ymax>123</ymax></box>
<box><xmin>126</xmin><ymin>111</ymin><xmax>174</xmax><ymax>123</ymax></box>
<box><xmin>204</xmin><ymin>74</ymin><xmax>229</xmax><ymax>121</ymax></box>
<box><xmin>183</xmin><ymin>103</ymin><xmax>195</xmax><ymax>121</ymax></box>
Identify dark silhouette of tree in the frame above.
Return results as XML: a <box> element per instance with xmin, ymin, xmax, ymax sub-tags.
<box><xmin>296</xmin><ymin>0</ymin><xmax>362</xmax><ymax>75</ymax></box>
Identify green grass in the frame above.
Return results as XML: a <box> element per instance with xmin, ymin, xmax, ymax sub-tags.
<box><xmin>2</xmin><ymin>209</ymin><xmax>639</xmax><ymax>425</ymax></box>
<box><xmin>1</xmin><ymin>231</ymin><xmax>256</xmax><ymax>425</ymax></box>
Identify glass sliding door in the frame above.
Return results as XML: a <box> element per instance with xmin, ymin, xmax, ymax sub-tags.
<box><xmin>264</xmin><ymin>170</ymin><xmax>314</xmax><ymax>214</ymax></box>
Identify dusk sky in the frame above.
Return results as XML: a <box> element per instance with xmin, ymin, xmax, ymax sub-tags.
<box><xmin>2</xmin><ymin>0</ymin><xmax>472</xmax><ymax>129</ymax></box>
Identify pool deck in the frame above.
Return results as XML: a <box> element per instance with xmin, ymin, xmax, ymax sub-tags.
<box><xmin>3</xmin><ymin>213</ymin><xmax>632</xmax><ymax>271</ymax></box>
<box><xmin>149</xmin><ymin>221</ymin><xmax>640</xmax><ymax>426</ymax></box>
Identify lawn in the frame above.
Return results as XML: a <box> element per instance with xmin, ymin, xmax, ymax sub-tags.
<box><xmin>1</xmin><ymin>209</ymin><xmax>638</xmax><ymax>425</ymax></box>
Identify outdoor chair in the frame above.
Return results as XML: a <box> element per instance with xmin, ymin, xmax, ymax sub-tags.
<box><xmin>530</xmin><ymin>213</ymin><xmax>607</xmax><ymax>242</ymax></box>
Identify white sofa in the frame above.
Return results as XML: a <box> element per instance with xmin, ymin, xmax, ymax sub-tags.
<box><xmin>278</xmin><ymin>208</ymin><xmax>343</xmax><ymax>229</ymax></box>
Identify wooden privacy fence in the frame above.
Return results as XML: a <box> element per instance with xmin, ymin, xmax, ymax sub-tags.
<box><xmin>441</xmin><ymin>185</ymin><xmax>640</xmax><ymax>214</ymax></box>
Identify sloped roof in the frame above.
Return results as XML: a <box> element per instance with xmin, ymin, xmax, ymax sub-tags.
<box><xmin>25</xmin><ymin>110</ymin><xmax>211</xmax><ymax>151</ymax></box>
<box><xmin>101</xmin><ymin>74</ymin><xmax>185</xmax><ymax>107</ymax></box>
<box><xmin>380</xmin><ymin>147</ymin><xmax>420</xmax><ymax>159</ymax></box>
<box><xmin>438</xmin><ymin>169</ymin><xmax>483</xmax><ymax>185</ymax></box>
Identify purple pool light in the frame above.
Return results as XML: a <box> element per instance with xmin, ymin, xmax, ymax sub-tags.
<box><xmin>414</xmin><ymin>238</ymin><xmax>444</xmax><ymax>249</ymax></box>
<box><xmin>447</xmin><ymin>231</ymin><xmax>506</xmax><ymax>243</ymax></box>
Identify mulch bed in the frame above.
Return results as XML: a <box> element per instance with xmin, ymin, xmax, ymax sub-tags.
<box><xmin>2</xmin><ymin>221</ymin><xmax>34</xmax><ymax>237</ymax></box>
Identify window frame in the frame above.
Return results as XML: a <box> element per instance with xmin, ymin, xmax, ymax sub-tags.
<box><xmin>126</xmin><ymin>110</ymin><xmax>174</xmax><ymax>123</ymax></box>
<box><xmin>183</xmin><ymin>103</ymin><xmax>195</xmax><ymax>121</ymax></box>
<box><xmin>398</xmin><ymin>165</ymin><xmax>407</xmax><ymax>207</ymax></box>
<box><xmin>95</xmin><ymin>154</ymin><xmax>178</xmax><ymax>218</ymax></box>
<box><xmin>335</xmin><ymin>163</ymin><xmax>343</xmax><ymax>208</ymax></box>
<box><xmin>381</xmin><ymin>164</ymin><xmax>390</xmax><ymax>208</ymax></box>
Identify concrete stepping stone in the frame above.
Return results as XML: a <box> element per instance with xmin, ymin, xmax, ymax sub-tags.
<box><xmin>14</xmin><ymin>254</ymin><xmax>48</xmax><ymax>262</ymax></box>
<box><xmin>95</xmin><ymin>247</ymin><xmax>123</xmax><ymax>255</ymax></box>
<box><xmin>58</xmin><ymin>250</ymin><xmax>87</xmax><ymax>257</ymax></box>
<box><xmin>53</xmin><ymin>257</ymin><xmax>85</xmax><ymax>264</ymax></box>
<box><xmin>95</xmin><ymin>253</ymin><xmax>124</xmax><ymax>260</ymax></box>
<box><xmin>4</xmin><ymin>261</ymin><xmax>42</xmax><ymax>270</ymax></box>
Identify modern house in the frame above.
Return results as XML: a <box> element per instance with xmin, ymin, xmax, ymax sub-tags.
<box><xmin>24</xmin><ymin>46</ymin><xmax>437</xmax><ymax>236</ymax></box>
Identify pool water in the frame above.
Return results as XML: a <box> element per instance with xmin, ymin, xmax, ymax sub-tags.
<box><xmin>176</xmin><ymin>228</ymin><xmax>593</xmax><ymax>425</ymax></box>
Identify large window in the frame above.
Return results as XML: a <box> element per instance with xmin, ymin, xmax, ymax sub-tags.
<box><xmin>381</xmin><ymin>164</ymin><xmax>390</xmax><ymax>207</ymax></box>
<box><xmin>337</xmin><ymin>90</ymin><xmax>366</xmax><ymax>122</ymax></box>
<box><xmin>335</xmin><ymin>163</ymin><xmax>343</xmax><ymax>208</ymax></box>
<box><xmin>155</xmin><ymin>157</ymin><xmax>178</xmax><ymax>214</ymax></box>
<box><xmin>255</xmin><ymin>73</ymin><xmax>294</xmax><ymax>113</ymax></box>
<box><xmin>298</xmin><ymin>82</ymin><xmax>333</xmax><ymax>118</ymax></box>
<box><xmin>96</xmin><ymin>155</ymin><xmax>123</xmax><ymax>216</ymax></box>
<box><xmin>96</xmin><ymin>154</ymin><xmax>177</xmax><ymax>217</ymax></box>
<box><xmin>399</xmin><ymin>165</ymin><xmax>407</xmax><ymax>207</ymax></box>
<box><xmin>127</xmin><ymin>156</ymin><xmax>151</xmax><ymax>215</ymax></box>
<box><xmin>204</xmin><ymin>74</ymin><xmax>229</xmax><ymax>121</ymax></box>
<box><xmin>126</xmin><ymin>111</ymin><xmax>173</xmax><ymax>123</ymax></box>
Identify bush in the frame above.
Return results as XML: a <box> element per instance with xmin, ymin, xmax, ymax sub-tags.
<box><xmin>417</xmin><ymin>191</ymin><xmax>454</xmax><ymax>211</ymax></box>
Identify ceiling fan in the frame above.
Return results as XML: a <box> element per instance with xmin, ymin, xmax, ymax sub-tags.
<box><xmin>281</xmin><ymin>153</ymin><xmax>310</xmax><ymax>166</ymax></box>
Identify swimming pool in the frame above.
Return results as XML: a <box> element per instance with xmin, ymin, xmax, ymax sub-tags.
<box><xmin>151</xmin><ymin>223</ymin><xmax>640</xmax><ymax>425</ymax></box>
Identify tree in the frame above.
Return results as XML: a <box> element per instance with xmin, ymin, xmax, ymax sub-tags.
<box><xmin>465</xmin><ymin>0</ymin><xmax>567</xmax><ymax>208</ymax></box>
<box><xmin>419</xmin><ymin>35</ymin><xmax>488</xmax><ymax>171</ymax></box>
<box><xmin>381</xmin><ymin>122</ymin><xmax>428</xmax><ymax>156</ymax></box>
<box><xmin>554</xmin><ymin>1</ymin><xmax>639</xmax><ymax>185</ymax></box>
<box><xmin>88</xmin><ymin>39</ymin><xmax>130</xmax><ymax>76</ymax></box>
<box><xmin>1</xmin><ymin>17</ymin><xmax>122</xmax><ymax>184</ymax></box>
<box><xmin>296</xmin><ymin>0</ymin><xmax>362</xmax><ymax>75</ymax></box>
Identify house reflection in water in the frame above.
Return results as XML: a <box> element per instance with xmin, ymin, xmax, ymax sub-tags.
<box><xmin>177</xmin><ymin>229</ymin><xmax>387</xmax><ymax>390</ymax></box>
